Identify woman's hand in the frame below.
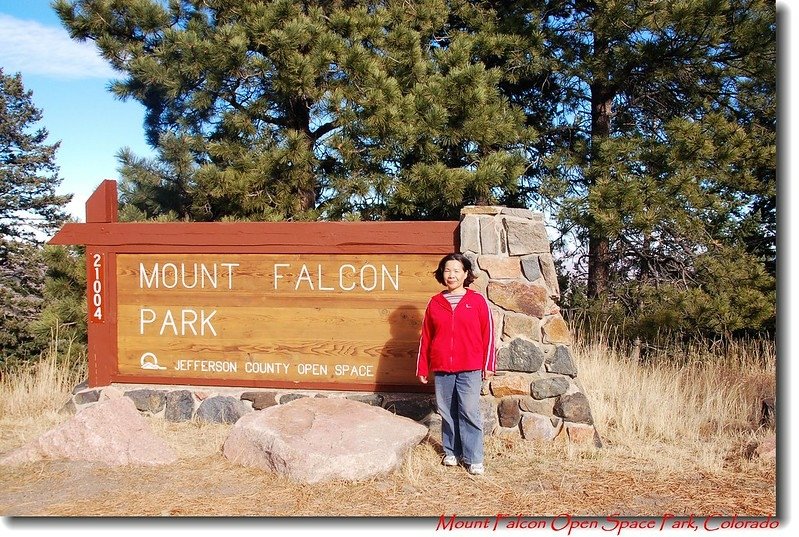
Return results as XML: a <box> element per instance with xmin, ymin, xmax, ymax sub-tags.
<box><xmin>418</xmin><ymin>375</ymin><xmax>428</xmax><ymax>384</ymax></box>
<box><xmin>482</xmin><ymin>370</ymin><xmax>494</xmax><ymax>381</ymax></box>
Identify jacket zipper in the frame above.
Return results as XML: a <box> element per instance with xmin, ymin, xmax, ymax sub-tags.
<box><xmin>449</xmin><ymin>304</ymin><xmax>455</xmax><ymax>369</ymax></box>
<box><xmin>449</xmin><ymin>292</ymin><xmax>465</xmax><ymax>370</ymax></box>
<box><xmin>438</xmin><ymin>291</ymin><xmax>467</xmax><ymax>372</ymax></box>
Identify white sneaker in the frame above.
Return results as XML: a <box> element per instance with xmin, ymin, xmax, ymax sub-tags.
<box><xmin>442</xmin><ymin>455</ymin><xmax>458</xmax><ymax>466</ymax></box>
<box><xmin>468</xmin><ymin>463</ymin><xmax>485</xmax><ymax>475</ymax></box>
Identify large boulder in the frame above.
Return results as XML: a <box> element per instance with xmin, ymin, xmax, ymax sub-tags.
<box><xmin>223</xmin><ymin>397</ymin><xmax>427</xmax><ymax>483</ymax></box>
<box><xmin>0</xmin><ymin>397</ymin><xmax>177</xmax><ymax>466</ymax></box>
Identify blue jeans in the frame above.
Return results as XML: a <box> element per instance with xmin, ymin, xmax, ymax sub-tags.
<box><xmin>434</xmin><ymin>370</ymin><xmax>484</xmax><ymax>465</ymax></box>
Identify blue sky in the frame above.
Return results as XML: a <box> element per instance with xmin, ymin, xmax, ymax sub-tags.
<box><xmin>0</xmin><ymin>0</ymin><xmax>153</xmax><ymax>221</ymax></box>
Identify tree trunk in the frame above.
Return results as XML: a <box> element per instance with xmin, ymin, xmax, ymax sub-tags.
<box><xmin>587</xmin><ymin>231</ymin><xmax>610</xmax><ymax>297</ymax></box>
<box><xmin>287</xmin><ymin>95</ymin><xmax>316</xmax><ymax>213</ymax></box>
<box><xmin>640</xmin><ymin>233</ymin><xmax>651</xmax><ymax>281</ymax></box>
<box><xmin>587</xmin><ymin>29</ymin><xmax>613</xmax><ymax>299</ymax></box>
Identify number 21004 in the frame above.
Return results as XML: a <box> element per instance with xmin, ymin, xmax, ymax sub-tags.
<box><xmin>90</xmin><ymin>253</ymin><xmax>104</xmax><ymax>323</ymax></box>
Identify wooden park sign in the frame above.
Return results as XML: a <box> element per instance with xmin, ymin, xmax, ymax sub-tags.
<box><xmin>49</xmin><ymin>180</ymin><xmax>458</xmax><ymax>392</ymax></box>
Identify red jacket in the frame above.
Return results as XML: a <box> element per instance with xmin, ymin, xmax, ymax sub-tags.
<box><xmin>416</xmin><ymin>289</ymin><xmax>496</xmax><ymax>377</ymax></box>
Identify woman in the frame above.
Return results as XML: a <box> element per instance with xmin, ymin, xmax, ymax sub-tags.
<box><xmin>416</xmin><ymin>253</ymin><xmax>495</xmax><ymax>475</ymax></box>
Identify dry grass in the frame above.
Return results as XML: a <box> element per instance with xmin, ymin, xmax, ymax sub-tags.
<box><xmin>0</xmin><ymin>342</ymin><xmax>85</xmax><ymax>418</ymax></box>
<box><xmin>0</xmin><ymin>335</ymin><xmax>776</xmax><ymax>517</ymax></box>
<box><xmin>575</xmin><ymin>335</ymin><xmax>776</xmax><ymax>472</ymax></box>
<box><xmin>0</xmin><ymin>343</ymin><xmax>86</xmax><ymax>455</ymax></box>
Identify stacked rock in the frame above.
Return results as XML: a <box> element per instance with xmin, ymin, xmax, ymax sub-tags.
<box><xmin>460</xmin><ymin>206</ymin><xmax>600</xmax><ymax>447</ymax></box>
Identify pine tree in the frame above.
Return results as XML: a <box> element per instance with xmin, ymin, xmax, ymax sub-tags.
<box><xmin>0</xmin><ymin>241</ymin><xmax>45</xmax><ymax>365</ymax></box>
<box><xmin>54</xmin><ymin>1</ymin><xmax>776</xmax><ymax>337</ymax></box>
<box><xmin>1</xmin><ymin>69</ymin><xmax>71</xmax><ymax>241</ymax></box>
<box><xmin>482</xmin><ymin>0</ymin><xmax>775</xmax><ymax>335</ymax></box>
<box><xmin>534</xmin><ymin>0</ymin><xmax>775</xmax><ymax>302</ymax></box>
<box><xmin>56</xmin><ymin>0</ymin><xmax>532</xmax><ymax>222</ymax></box>
<box><xmin>29</xmin><ymin>245</ymin><xmax>88</xmax><ymax>358</ymax></box>
<box><xmin>1</xmin><ymin>68</ymin><xmax>72</xmax><ymax>364</ymax></box>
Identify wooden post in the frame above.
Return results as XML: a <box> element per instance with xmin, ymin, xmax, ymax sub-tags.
<box><xmin>85</xmin><ymin>180</ymin><xmax>118</xmax><ymax>386</ymax></box>
<box><xmin>85</xmin><ymin>179</ymin><xmax>118</xmax><ymax>224</ymax></box>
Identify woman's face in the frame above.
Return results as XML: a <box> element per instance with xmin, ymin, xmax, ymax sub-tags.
<box><xmin>443</xmin><ymin>259</ymin><xmax>467</xmax><ymax>292</ymax></box>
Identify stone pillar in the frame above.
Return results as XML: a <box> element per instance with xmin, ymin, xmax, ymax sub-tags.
<box><xmin>460</xmin><ymin>206</ymin><xmax>601</xmax><ymax>447</ymax></box>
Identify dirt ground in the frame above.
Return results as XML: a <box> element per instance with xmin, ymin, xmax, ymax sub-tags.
<box><xmin>0</xmin><ymin>418</ymin><xmax>777</xmax><ymax>520</ymax></box>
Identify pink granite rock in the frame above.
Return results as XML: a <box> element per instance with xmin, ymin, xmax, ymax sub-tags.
<box><xmin>538</xmin><ymin>253</ymin><xmax>561</xmax><ymax>298</ymax></box>
<box><xmin>503</xmin><ymin>313</ymin><xmax>540</xmax><ymax>341</ymax></box>
<box><xmin>521</xmin><ymin>413</ymin><xmax>562</xmax><ymax>441</ymax></box>
<box><xmin>478</xmin><ymin>256</ymin><xmax>522</xmax><ymax>279</ymax></box>
<box><xmin>488</xmin><ymin>281</ymin><xmax>549</xmax><ymax>318</ymax></box>
<box><xmin>755</xmin><ymin>434</ymin><xmax>776</xmax><ymax>460</ymax></box>
<box><xmin>564</xmin><ymin>423</ymin><xmax>602</xmax><ymax>448</ymax></box>
<box><xmin>542</xmin><ymin>315</ymin><xmax>572</xmax><ymax>344</ymax></box>
<box><xmin>460</xmin><ymin>215</ymin><xmax>481</xmax><ymax>253</ymax></box>
<box><xmin>489</xmin><ymin>374</ymin><xmax>532</xmax><ymax>397</ymax></box>
<box><xmin>223</xmin><ymin>397</ymin><xmax>427</xmax><ymax>483</ymax></box>
<box><xmin>0</xmin><ymin>397</ymin><xmax>177</xmax><ymax>466</ymax></box>
<box><xmin>504</xmin><ymin>218</ymin><xmax>550</xmax><ymax>255</ymax></box>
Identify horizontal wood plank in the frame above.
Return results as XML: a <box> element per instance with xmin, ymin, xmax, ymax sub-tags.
<box><xmin>50</xmin><ymin>221</ymin><xmax>460</xmax><ymax>253</ymax></box>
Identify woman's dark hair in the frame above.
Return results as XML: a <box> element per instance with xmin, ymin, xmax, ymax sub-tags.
<box><xmin>434</xmin><ymin>253</ymin><xmax>476</xmax><ymax>287</ymax></box>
